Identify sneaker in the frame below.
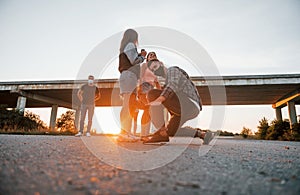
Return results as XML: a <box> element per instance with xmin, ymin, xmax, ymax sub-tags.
<box><xmin>146</xmin><ymin>126</ymin><xmax>167</xmax><ymax>137</ymax></box>
<box><xmin>86</xmin><ymin>132</ymin><xmax>91</xmax><ymax>137</ymax></box>
<box><xmin>143</xmin><ymin>128</ymin><xmax>169</xmax><ymax>144</ymax></box>
<box><xmin>203</xmin><ymin>131</ymin><xmax>214</xmax><ymax>145</ymax></box>
<box><xmin>140</xmin><ymin>136</ymin><xmax>150</xmax><ymax>142</ymax></box>
<box><xmin>143</xmin><ymin>134</ymin><xmax>169</xmax><ymax>144</ymax></box>
<box><xmin>194</xmin><ymin>130</ymin><xmax>206</xmax><ymax>139</ymax></box>
<box><xmin>75</xmin><ymin>132</ymin><xmax>82</xmax><ymax>137</ymax></box>
<box><xmin>117</xmin><ymin>132</ymin><xmax>139</xmax><ymax>142</ymax></box>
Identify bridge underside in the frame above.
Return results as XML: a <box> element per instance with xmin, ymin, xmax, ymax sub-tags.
<box><xmin>1</xmin><ymin>74</ymin><xmax>299</xmax><ymax>129</ymax></box>
<box><xmin>1</xmin><ymin>84</ymin><xmax>299</xmax><ymax>108</ymax></box>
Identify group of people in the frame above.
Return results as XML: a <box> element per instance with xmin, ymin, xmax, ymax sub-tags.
<box><xmin>75</xmin><ymin>28</ymin><xmax>214</xmax><ymax>145</ymax></box>
<box><xmin>117</xmin><ymin>29</ymin><xmax>213</xmax><ymax>144</ymax></box>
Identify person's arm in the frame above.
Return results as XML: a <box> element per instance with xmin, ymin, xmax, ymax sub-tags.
<box><xmin>148</xmin><ymin>95</ymin><xmax>166</xmax><ymax>106</ymax></box>
<box><xmin>124</xmin><ymin>43</ymin><xmax>145</xmax><ymax>65</ymax></box>
<box><xmin>154</xmin><ymin>78</ymin><xmax>161</xmax><ymax>89</ymax></box>
<box><xmin>148</xmin><ymin>68</ymin><xmax>179</xmax><ymax>106</ymax></box>
<box><xmin>140</xmin><ymin>62</ymin><xmax>147</xmax><ymax>81</ymax></box>
<box><xmin>77</xmin><ymin>89</ymin><xmax>83</xmax><ymax>102</ymax></box>
<box><xmin>94</xmin><ymin>87</ymin><xmax>101</xmax><ymax>101</ymax></box>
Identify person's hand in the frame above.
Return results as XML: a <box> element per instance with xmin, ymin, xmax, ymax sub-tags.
<box><xmin>148</xmin><ymin>100</ymin><xmax>162</xmax><ymax>106</ymax></box>
<box><xmin>147</xmin><ymin>96</ymin><xmax>165</xmax><ymax>106</ymax></box>
<box><xmin>94</xmin><ymin>95</ymin><xmax>100</xmax><ymax>101</ymax></box>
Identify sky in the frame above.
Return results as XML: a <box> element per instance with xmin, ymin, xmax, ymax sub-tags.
<box><xmin>1</xmin><ymin>0</ymin><xmax>300</xmax><ymax>133</ymax></box>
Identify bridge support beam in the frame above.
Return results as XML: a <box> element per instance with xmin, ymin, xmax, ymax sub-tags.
<box><xmin>275</xmin><ymin>108</ymin><xmax>282</xmax><ymax>122</ymax></box>
<box><xmin>288</xmin><ymin>101</ymin><xmax>297</xmax><ymax>127</ymax></box>
<box><xmin>16</xmin><ymin>96</ymin><xmax>27</xmax><ymax>115</ymax></box>
<box><xmin>273</xmin><ymin>90</ymin><xmax>299</xmax><ymax>128</ymax></box>
<box><xmin>49</xmin><ymin>104</ymin><xmax>58</xmax><ymax>131</ymax></box>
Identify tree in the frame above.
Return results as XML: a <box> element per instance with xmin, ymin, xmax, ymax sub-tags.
<box><xmin>218</xmin><ymin>130</ymin><xmax>234</xmax><ymax>136</ymax></box>
<box><xmin>241</xmin><ymin>127</ymin><xmax>252</xmax><ymax>138</ymax></box>
<box><xmin>291</xmin><ymin>123</ymin><xmax>300</xmax><ymax>141</ymax></box>
<box><xmin>56</xmin><ymin>110</ymin><xmax>76</xmax><ymax>133</ymax></box>
<box><xmin>25</xmin><ymin>111</ymin><xmax>47</xmax><ymax>129</ymax></box>
<box><xmin>266</xmin><ymin>119</ymin><xmax>290</xmax><ymax>140</ymax></box>
<box><xmin>256</xmin><ymin>117</ymin><xmax>269</xmax><ymax>139</ymax></box>
<box><xmin>0</xmin><ymin>108</ymin><xmax>46</xmax><ymax>132</ymax></box>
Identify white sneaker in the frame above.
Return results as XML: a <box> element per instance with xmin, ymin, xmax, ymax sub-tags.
<box><xmin>75</xmin><ymin>132</ymin><xmax>82</xmax><ymax>137</ymax></box>
<box><xmin>117</xmin><ymin>133</ymin><xmax>139</xmax><ymax>142</ymax></box>
<box><xmin>86</xmin><ymin>132</ymin><xmax>91</xmax><ymax>137</ymax></box>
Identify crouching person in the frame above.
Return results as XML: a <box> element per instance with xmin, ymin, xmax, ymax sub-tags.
<box><xmin>144</xmin><ymin>60</ymin><xmax>213</xmax><ymax>144</ymax></box>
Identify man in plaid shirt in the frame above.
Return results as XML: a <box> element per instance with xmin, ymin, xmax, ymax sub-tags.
<box><xmin>144</xmin><ymin>59</ymin><xmax>213</xmax><ymax>144</ymax></box>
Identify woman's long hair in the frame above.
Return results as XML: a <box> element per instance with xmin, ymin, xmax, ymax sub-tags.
<box><xmin>119</xmin><ymin>29</ymin><xmax>138</xmax><ymax>53</ymax></box>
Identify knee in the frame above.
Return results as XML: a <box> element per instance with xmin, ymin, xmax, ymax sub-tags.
<box><xmin>147</xmin><ymin>89</ymin><xmax>162</xmax><ymax>102</ymax></box>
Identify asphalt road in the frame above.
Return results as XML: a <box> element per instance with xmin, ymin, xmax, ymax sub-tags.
<box><xmin>0</xmin><ymin>134</ymin><xmax>300</xmax><ymax>195</ymax></box>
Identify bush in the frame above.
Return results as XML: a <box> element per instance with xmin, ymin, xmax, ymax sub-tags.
<box><xmin>290</xmin><ymin>123</ymin><xmax>300</xmax><ymax>141</ymax></box>
<box><xmin>0</xmin><ymin>108</ymin><xmax>46</xmax><ymax>132</ymax></box>
<box><xmin>218</xmin><ymin>130</ymin><xmax>234</xmax><ymax>136</ymax></box>
<box><xmin>241</xmin><ymin>127</ymin><xmax>252</xmax><ymax>138</ymax></box>
<box><xmin>256</xmin><ymin>117</ymin><xmax>269</xmax><ymax>140</ymax></box>
<box><xmin>265</xmin><ymin>120</ymin><xmax>290</xmax><ymax>140</ymax></box>
<box><xmin>56</xmin><ymin>110</ymin><xmax>76</xmax><ymax>133</ymax></box>
<box><xmin>256</xmin><ymin>116</ymin><xmax>300</xmax><ymax>141</ymax></box>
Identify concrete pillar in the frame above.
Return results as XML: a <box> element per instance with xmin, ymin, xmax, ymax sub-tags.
<box><xmin>16</xmin><ymin>96</ymin><xmax>26</xmax><ymax>115</ymax></box>
<box><xmin>74</xmin><ymin>109</ymin><xmax>81</xmax><ymax>131</ymax></box>
<box><xmin>49</xmin><ymin>104</ymin><xmax>58</xmax><ymax>131</ymax></box>
<box><xmin>288</xmin><ymin>101</ymin><xmax>297</xmax><ymax>127</ymax></box>
<box><xmin>275</xmin><ymin>107</ymin><xmax>282</xmax><ymax>122</ymax></box>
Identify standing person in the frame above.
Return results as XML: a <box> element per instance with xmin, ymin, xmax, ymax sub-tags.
<box><xmin>75</xmin><ymin>75</ymin><xmax>100</xmax><ymax>137</ymax></box>
<box><xmin>117</xmin><ymin>29</ymin><xmax>147</xmax><ymax>142</ymax></box>
<box><xmin>144</xmin><ymin>60</ymin><xmax>213</xmax><ymax>144</ymax></box>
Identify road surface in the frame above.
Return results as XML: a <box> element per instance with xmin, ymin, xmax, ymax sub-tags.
<box><xmin>0</xmin><ymin>135</ymin><xmax>300</xmax><ymax>195</ymax></box>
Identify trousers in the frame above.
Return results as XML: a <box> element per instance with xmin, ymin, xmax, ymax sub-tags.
<box><xmin>147</xmin><ymin>89</ymin><xmax>200</xmax><ymax>136</ymax></box>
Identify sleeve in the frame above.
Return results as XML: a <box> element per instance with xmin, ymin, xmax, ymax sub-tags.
<box><xmin>161</xmin><ymin>86</ymin><xmax>175</xmax><ymax>99</ymax></box>
<box><xmin>160</xmin><ymin>68</ymin><xmax>180</xmax><ymax>99</ymax></box>
<box><xmin>124</xmin><ymin>43</ymin><xmax>145</xmax><ymax>65</ymax></box>
<box><xmin>80</xmin><ymin>84</ymin><xmax>85</xmax><ymax>91</ymax></box>
<box><xmin>95</xmin><ymin>87</ymin><xmax>100</xmax><ymax>94</ymax></box>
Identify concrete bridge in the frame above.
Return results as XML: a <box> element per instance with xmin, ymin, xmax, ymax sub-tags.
<box><xmin>0</xmin><ymin>74</ymin><xmax>299</xmax><ymax>130</ymax></box>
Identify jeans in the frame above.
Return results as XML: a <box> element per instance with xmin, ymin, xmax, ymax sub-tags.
<box><xmin>79</xmin><ymin>104</ymin><xmax>95</xmax><ymax>133</ymax></box>
<box><xmin>147</xmin><ymin>89</ymin><xmax>200</xmax><ymax>136</ymax></box>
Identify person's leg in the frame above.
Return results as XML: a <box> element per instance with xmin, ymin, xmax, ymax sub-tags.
<box><xmin>150</xmin><ymin>105</ymin><xmax>165</xmax><ymax>129</ymax></box>
<box><xmin>147</xmin><ymin>89</ymin><xmax>180</xmax><ymax>136</ymax></box>
<box><xmin>141</xmin><ymin>108</ymin><xmax>151</xmax><ymax>136</ymax></box>
<box><xmin>147</xmin><ymin>89</ymin><xmax>199</xmax><ymax>136</ymax></box>
<box><xmin>79</xmin><ymin>104</ymin><xmax>87</xmax><ymax>133</ymax></box>
<box><xmin>147</xmin><ymin>89</ymin><xmax>166</xmax><ymax>129</ymax></box>
<box><xmin>129</xmin><ymin>93</ymin><xmax>139</xmax><ymax>135</ymax></box>
<box><xmin>133</xmin><ymin>111</ymin><xmax>138</xmax><ymax>135</ymax></box>
<box><xmin>120</xmin><ymin>93</ymin><xmax>132</xmax><ymax>134</ymax></box>
<box><xmin>168</xmin><ymin>95</ymin><xmax>200</xmax><ymax>136</ymax></box>
<box><xmin>86</xmin><ymin>105</ymin><xmax>95</xmax><ymax>133</ymax></box>
<box><xmin>119</xmin><ymin>71</ymin><xmax>137</xmax><ymax>135</ymax></box>
<box><xmin>148</xmin><ymin>89</ymin><xmax>181</xmax><ymax>115</ymax></box>
<box><xmin>166</xmin><ymin>114</ymin><xmax>181</xmax><ymax>136</ymax></box>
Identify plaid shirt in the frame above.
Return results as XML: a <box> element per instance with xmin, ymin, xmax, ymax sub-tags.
<box><xmin>161</xmin><ymin>66</ymin><xmax>202</xmax><ymax>110</ymax></box>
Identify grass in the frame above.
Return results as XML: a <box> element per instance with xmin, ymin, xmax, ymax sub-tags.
<box><xmin>0</xmin><ymin>130</ymin><xmax>75</xmax><ymax>136</ymax></box>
